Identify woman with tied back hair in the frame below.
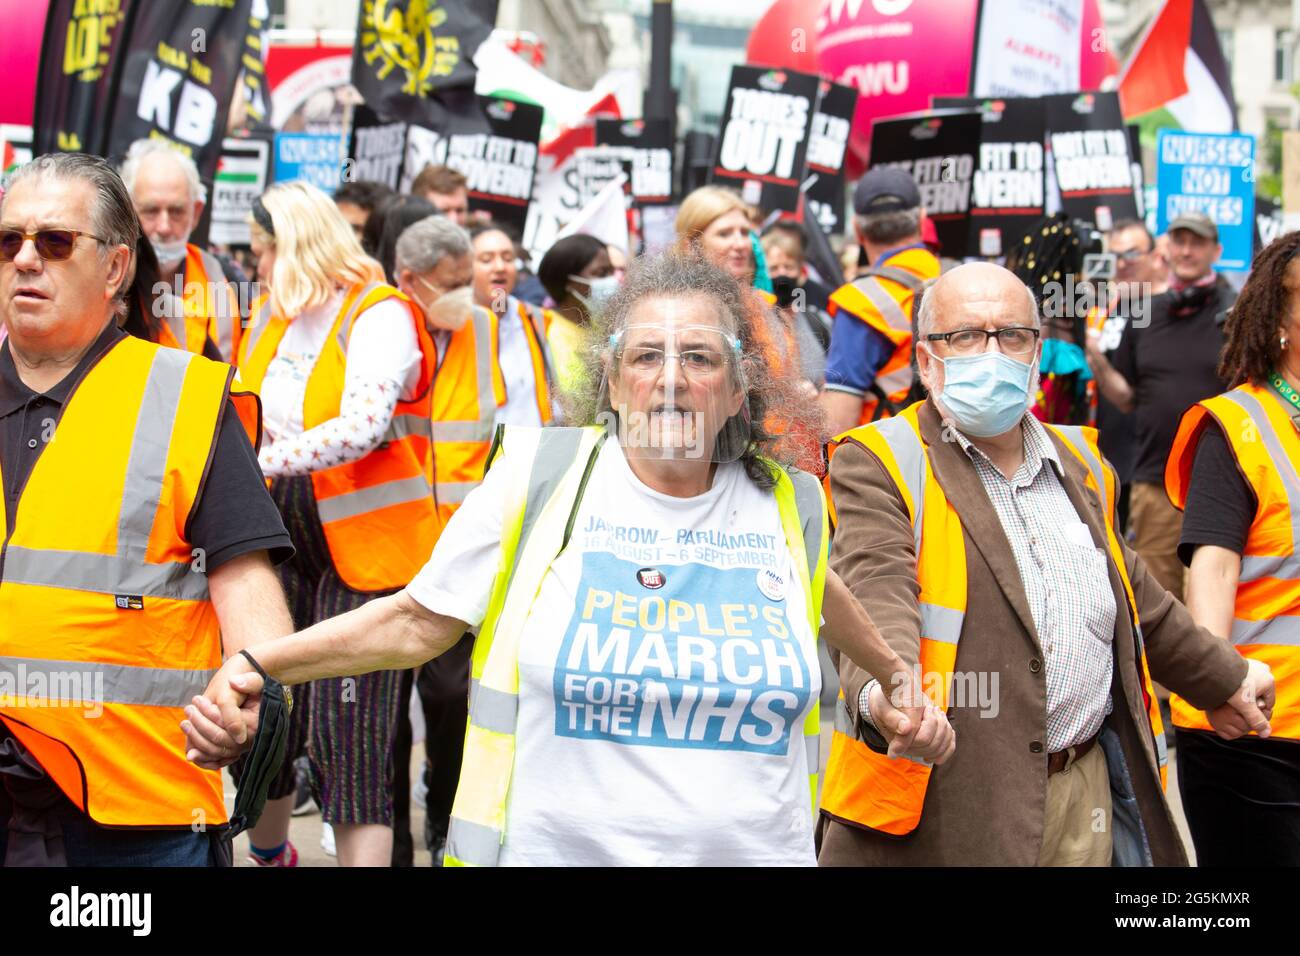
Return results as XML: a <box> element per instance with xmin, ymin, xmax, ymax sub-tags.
<box><xmin>1164</xmin><ymin>232</ymin><xmax>1300</xmax><ymax>866</ymax></box>
<box><xmin>229</xmin><ymin>181</ymin><xmax>439</xmax><ymax>867</ymax></box>
<box><xmin>536</xmin><ymin>233</ymin><xmax>614</xmax><ymax>390</ymax></box>
<box><xmin>185</xmin><ymin>253</ymin><xmax>953</xmax><ymax>866</ymax></box>
<box><xmin>374</xmin><ymin>194</ymin><xmax>438</xmax><ymax>284</ymax></box>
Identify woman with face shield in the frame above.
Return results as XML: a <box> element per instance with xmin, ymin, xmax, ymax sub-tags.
<box><xmin>187</xmin><ymin>254</ymin><xmax>954</xmax><ymax>866</ymax></box>
<box><xmin>231</xmin><ymin>182</ymin><xmax>439</xmax><ymax>867</ymax></box>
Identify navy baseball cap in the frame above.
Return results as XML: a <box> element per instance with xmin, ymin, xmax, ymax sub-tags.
<box><xmin>853</xmin><ymin>167</ymin><xmax>922</xmax><ymax>215</ymax></box>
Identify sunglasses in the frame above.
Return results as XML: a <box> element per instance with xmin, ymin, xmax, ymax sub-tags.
<box><xmin>0</xmin><ymin>228</ymin><xmax>105</xmax><ymax>262</ymax></box>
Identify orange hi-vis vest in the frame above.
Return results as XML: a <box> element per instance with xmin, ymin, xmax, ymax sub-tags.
<box><xmin>239</xmin><ymin>282</ymin><xmax>439</xmax><ymax>592</ymax></box>
<box><xmin>820</xmin><ymin>403</ymin><xmax>1167</xmax><ymax>836</ymax></box>
<box><xmin>828</xmin><ymin>247</ymin><xmax>940</xmax><ymax>424</ymax></box>
<box><xmin>428</xmin><ymin>304</ymin><xmax>507</xmax><ymax>527</ymax></box>
<box><xmin>0</xmin><ymin>335</ymin><xmax>257</xmax><ymax>826</ymax></box>
<box><xmin>1166</xmin><ymin>382</ymin><xmax>1300</xmax><ymax>741</ymax></box>
<box><xmin>157</xmin><ymin>245</ymin><xmax>242</xmax><ymax>362</ymax></box>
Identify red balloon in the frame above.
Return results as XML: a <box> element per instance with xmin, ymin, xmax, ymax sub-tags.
<box><xmin>745</xmin><ymin>0</ymin><xmax>822</xmax><ymax>75</ymax></box>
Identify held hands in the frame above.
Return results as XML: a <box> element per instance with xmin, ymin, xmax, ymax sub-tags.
<box><xmin>181</xmin><ymin>655</ymin><xmax>266</xmax><ymax>769</ymax></box>
<box><xmin>1206</xmin><ymin>658</ymin><xmax>1276</xmax><ymax>741</ymax></box>
<box><xmin>868</xmin><ymin>669</ymin><xmax>956</xmax><ymax>766</ymax></box>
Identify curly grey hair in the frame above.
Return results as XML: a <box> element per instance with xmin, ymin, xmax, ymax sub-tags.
<box><xmin>565</xmin><ymin>252</ymin><xmax>818</xmax><ymax>489</ymax></box>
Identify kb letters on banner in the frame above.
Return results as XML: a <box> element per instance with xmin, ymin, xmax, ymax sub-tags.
<box><xmin>137</xmin><ymin>60</ymin><xmax>217</xmax><ymax>148</ymax></box>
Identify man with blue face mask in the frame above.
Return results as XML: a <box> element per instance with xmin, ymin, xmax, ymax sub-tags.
<box><xmin>817</xmin><ymin>262</ymin><xmax>1276</xmax><ymax>868</ymax></box>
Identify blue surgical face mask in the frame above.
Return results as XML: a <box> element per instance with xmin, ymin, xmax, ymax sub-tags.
<box><xmin>934</xmin><ymin>349</ymin><xmax>1036</xmax><ymax>438</ymax></box>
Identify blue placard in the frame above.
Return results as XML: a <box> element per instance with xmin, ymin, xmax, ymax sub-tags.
<box><xmin>273</xmin><ymin>133</ymin><xmax>345</xmax><ymax>195</ymax></box>
<box><xmin>1155</xmin><ymin>130</ymin><xmax>1256</xmax><ymax>272</ymax></box>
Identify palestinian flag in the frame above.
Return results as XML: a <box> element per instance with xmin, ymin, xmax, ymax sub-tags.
<box><xmin>1119</xmin><ymin>0</ymin><xmax>1236</xmax><ymax>142</ymax></box>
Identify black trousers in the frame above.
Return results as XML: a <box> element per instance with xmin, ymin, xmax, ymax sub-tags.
<box><xmin>1176</xmin><ymin>728</ymin><xmax>1300</xmax><ymax>866</ymax></box>
<box><xmin>390</xmin><ymin>635</ymin><xmax>473</xmax><ymax>865</ymax></box>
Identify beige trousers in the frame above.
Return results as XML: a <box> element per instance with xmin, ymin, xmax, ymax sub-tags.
<box><xmin>1129</xmin><ymin>480</ymin><xmax>1186</xmax><ymax>604</ymax></box>
<box><xmin>1036</xmin><ymin>744</ymin><xmax>1113</xmax><ymax>866</ymax></box>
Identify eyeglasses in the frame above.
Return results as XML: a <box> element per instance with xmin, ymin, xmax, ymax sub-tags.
<box><xmin>0</xmin><ymin>229</ymin><xmax>105</xmax><ymax>262</ymax></box>
<box><xmin>925</xmin><ymin>326</ymin><xmax>1040</xmax><ymax>356</ymax></box>
<box><xmin>621</xmin><ymin>346</ymin><xmax>729</xmax><ymax>377</ymax></box>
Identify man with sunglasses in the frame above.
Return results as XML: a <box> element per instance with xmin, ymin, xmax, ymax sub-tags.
<box><xmin>818</xmin><ymin>261</ymin><xmax>1273</xmax><ymax>866</ymax></box>
<box><xmin>0</xmin><ymin>153</ymin><xmax>294</xmax><ymax>866</ymax></box>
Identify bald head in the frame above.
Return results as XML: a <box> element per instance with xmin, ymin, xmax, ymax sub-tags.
<box><xmin>917</xmin><ymin>262</ymin><xmax>1038</xmax><ymax>339</ymax></box>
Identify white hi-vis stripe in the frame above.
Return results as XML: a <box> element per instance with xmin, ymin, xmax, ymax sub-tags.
<box><xmin>431</xmin><ymin>420</ymin><xmax>494</xmax><ymax>443</ymax></box>
<box><xmin>804</xmin><ymin>732</ymin><xmax>820</xmax><ymax>771</ymax></box>
<box><xmin>0</xmin><ymin>656</ymin><xmax>217</xmax><ymax>707</ymax></box>
<box><xmin>872</xmin><ymin>414</ymin><xmax>928</xmax><ymax>550</ymax></box>
<box><xmin>921</xmin><ymin>602</ymin><xmax>963</xmax><ymax>644</ymax></box>
<box><xmin>2</xmin><ymin>347</ymin><xmax>210</xmax><ymax>602</ymax></box>
<box><xmin>1222</xmin><ymin>389</ymin><xmax>1300</xmax><ymax>583</ymax></box>
<box><xmin>1052</xmin><ymin>425</ymin><xmax>1111</xmax><ymax>519</ymax></box>
<box><xmin>384</xmin><ymin>413</ymin><xmax>433</xmax><ymax>442</ymax></box>
<box><xmin>315</xmin><ymin>475</ymin><xmax>433</xmax><ymax>523</ymax></box>
<box><xmin>852</xmin><ymin>277</ymin><xmax>910</xmax><ymax>331</ymax></box>
<box><xmin>1231</xmin><ymin>615</ymin><xmax>1300</xmax><ymax>646</ymax></box>
<box><xmin>468</xmin><ymin>677</ymin><xmax>518</xmax><ymax>734</ymax></box>
<box><xmin>787</xmin><ymin>469</ymin><xmax>824</xmax><ymax>589</ymax></box>
<box><xmin>446</xmin><ymin>815</ymin><xmax>501</xmax><ymax>866</ymax></box>
<box><xmin>434</xmin><ymin>481</ymin><xmax>477</xmax><ymax>506</ymax></box>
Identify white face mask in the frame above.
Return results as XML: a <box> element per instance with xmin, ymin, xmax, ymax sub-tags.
<box><xmin>417</xmin><ymin>279</ymin><xmax>473</xmax><ymax>331</ymax></box>
<box><xmin>151</xmin><ymin>237</ymin><xmax>188</xmax><ymax>269</ymax></box>
<box><xmin>569</xmin><ymin>273</ymin><xmax>620</xmax><ymax>312</ymax></box>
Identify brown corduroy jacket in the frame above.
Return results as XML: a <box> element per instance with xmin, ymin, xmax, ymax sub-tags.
<box><xmin>817</xmin><ymin>401</ymin><xmax>1247</xmax><ymax>866</ymax></box>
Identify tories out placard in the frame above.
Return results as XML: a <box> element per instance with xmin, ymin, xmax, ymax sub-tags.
<box><xmin>711</xmin><ymin>65</ymin><xmax>819</xmax><ymax>213</ymax></box>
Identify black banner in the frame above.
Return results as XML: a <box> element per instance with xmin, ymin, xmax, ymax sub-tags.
<box><xmin>391</xmin><ymin>91</ymin><xmax>541</xmax><ymax>231</ymax></box>
<box><xmin>352</xmin><ymin>0</ymin><xmax>498</xmax><ymax>121</ymax></box>
<box><xmin>106</xmin><ymin>0</ymin><xmax>253</xmax><ymax>192</ymax></box>
<box><xmin>804</xmin><ymin>79</ymin><xmax>858</xmax><ymax>239</ymax></box>
<box><xmin>448</xmin><ymin>94</ymin><xmax>541</xmax><ymax>230</ymax></box>
<box><xmin>934</xmin><ymin>95</ymin><xmax>1046</xmax><ymax>257</ymax></box>
<box><xmin>869</xmin><ymin>110</ymin><xmax>981</xmax><ymax>258</ymax></box>
<box><xmin>710</xmin><ymin>65</ymin><xmax>819</xmax><ymax>213</ymax></box>
<box><xmin>235</xmin><ymin>0</ymin><xmax>271</xmax><ymax>130</ymax></box>
<box><xmin>595</xmin><ymin>117</ymin><xmax>674</xmax><ymax>207</ymax></box>
<box><xmin>1044</xmin><ymin>91</ymin><xmax>1138</xmax><ymax>226</ymax></box>
<box><xmin>347</xmin><ymin>103</ymin><xmax>408</xmax><ymax>190</ymax></box>
<box><xmin>34</xmin><ymin>0</ymin><xmax>136</xmax><ymax>155</ymax></box>
<box><xmin>595</xmin><ymin>118</ymin><xmax>676</xmax><ymax>208</ymax></box>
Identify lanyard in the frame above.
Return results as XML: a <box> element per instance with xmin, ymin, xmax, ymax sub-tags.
<box><xmin>1268</xmin><ymin>370</ymin><xmax>1300</xmax><ymax>411</ymax></box>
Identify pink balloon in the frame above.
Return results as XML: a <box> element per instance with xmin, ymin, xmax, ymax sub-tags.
<box><xmin>745</xmin><ymin>0</ymin><xmax>823</xmax><ymax>75</ymax></box>
<box><xmin>816</xmin><ymin>0</ymin><xmax>980</xmax><ymax>178</ymax></box>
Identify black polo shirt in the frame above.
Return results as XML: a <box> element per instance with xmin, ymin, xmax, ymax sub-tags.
<box><xmin>1111</xmin><ymin>279</ymin><xmax>1235</xmax><ymax>484</ymax></box>
<box><xmin>0</xmin><ymin>321</ymin><xmax>292</xmax><ymax>572</ymax></box>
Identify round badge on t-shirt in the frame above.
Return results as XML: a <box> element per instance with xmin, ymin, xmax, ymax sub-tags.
<box><xmin>756</xmin><ymin>568</ymin><xmax>787</xmax><ymax>602</ymax></box>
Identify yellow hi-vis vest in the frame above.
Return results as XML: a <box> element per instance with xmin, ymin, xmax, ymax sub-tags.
<box><xmin>443</xmin><ymin>425</ymin><xmax>830</xmax><ymax>866</ymax></box>
<box><xmin>0</xmin><ymin>335</ymin><xmax>249</xmax><ymax>826</ymax></box>
<box><xmin>820</xmin><ymin>402</ymin><xmax>1167</xmax><ymax>837</ymax></box>
<box><xmin>1166</xmin><ymin>382</ymin><xmax>1300</xmax><ymax>740</ymax></box>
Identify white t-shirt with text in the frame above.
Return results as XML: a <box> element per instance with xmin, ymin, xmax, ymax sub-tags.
<box><xmin>407</xmin><ymin>439</ymin><xmax>820</xmax><ymax>866</ymax></box>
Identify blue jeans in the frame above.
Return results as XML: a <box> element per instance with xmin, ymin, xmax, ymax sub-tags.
<box><xmin>2</xmin><ymin>801</ymin><xmax>223</xmax><ymax>867</ymax></box>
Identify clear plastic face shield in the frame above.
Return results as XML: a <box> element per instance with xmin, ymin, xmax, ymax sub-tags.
<box><xmin>599</xmin><ymin>302</ymin><xmax>753</xmax><ymax>464</ymax></box>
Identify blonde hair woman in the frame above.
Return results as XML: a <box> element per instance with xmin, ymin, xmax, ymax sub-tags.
<box><xmin>675</xmin><ymin>186</ymin><xmax>822</xmax><ymax>468</ymax></box>
<box><xmin>233</xmin><ymin>181</ymin><xmax>439</xmax><ymax>867</ymax></box>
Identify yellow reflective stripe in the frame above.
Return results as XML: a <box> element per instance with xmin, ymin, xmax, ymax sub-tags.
<box><xmin>0</xmin><ymin>656</ymin><xmax>216</xmax><ymax>707</ymax></box>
